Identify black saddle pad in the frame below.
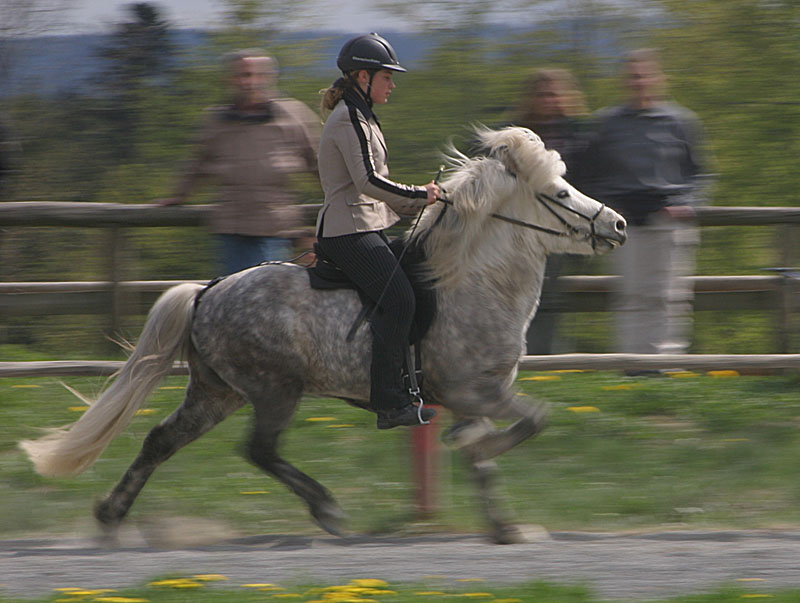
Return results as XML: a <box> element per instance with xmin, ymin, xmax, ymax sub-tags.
<box><xmin>307</xmin><ymin>239</ymin><xmax>436</xmax><ymax>344</ymax></box>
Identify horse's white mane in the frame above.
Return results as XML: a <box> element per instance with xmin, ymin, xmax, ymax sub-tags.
<box><xmin>412</xmin><ymin>126</ymin><xmax>566</xmax><ymax>289</ymax></box>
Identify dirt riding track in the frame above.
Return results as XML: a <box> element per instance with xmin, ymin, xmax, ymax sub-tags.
<box><xmin>2</xmin><ymin>527</ymin><xmax>800</xmax><ymax>600</ymax></box>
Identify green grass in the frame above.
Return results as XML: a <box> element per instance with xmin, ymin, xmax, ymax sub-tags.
<box><xmin>0</xmin><ymin>578</ymin><xmax>799</xmax><ymax>603</ymax></box>
<box><xmin>2</xmin><ymin>370</ymin><xmax>800</xmax><ymax>539</ymax></box>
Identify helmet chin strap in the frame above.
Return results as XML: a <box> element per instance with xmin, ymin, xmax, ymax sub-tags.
<box><xmin>347</xmin><ymin>70</ymin><xmax>376</xmax><ymax>107</ymax></box>
<box><xmin>365</xmin><ymin>70</ymin><xmax>376</xmax><ymax>107</ymax></box>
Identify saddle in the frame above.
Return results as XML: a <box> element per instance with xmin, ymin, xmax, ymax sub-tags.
<box><xmin>307</xmin><ymin>238</ymin><xmax>437</xmax><ymax>391</ymax></box>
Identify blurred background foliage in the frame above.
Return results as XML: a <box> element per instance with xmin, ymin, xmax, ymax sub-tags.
<box><xmin>1</xmin><ymin>0</ymin><xmax>799</xmax><ymax>356</ymax></box>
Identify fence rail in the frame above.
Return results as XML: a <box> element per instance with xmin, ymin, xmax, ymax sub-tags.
<box><xmin>1</xmin><ymin>202</ymin><xmax>799</xmax><ymax>352</ymax></box>
<box><xmin>3</xmin><ymin>353</ymin><xmax>800</xmax><ymax>378</ymax></box>
<box><xmin>0</xmin><ymin>275</ymin><xmax>792</xmax><ymax>317</ymax></box>
<box><xmin>3</xmin><ymin>201</ymin><xmax>800</xmax><ymax>226</ymax></box>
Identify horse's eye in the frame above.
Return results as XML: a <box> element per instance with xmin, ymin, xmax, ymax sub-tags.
<box><xmin>557</xmin><ymin>190</ymin><xmax>569</xmax><ymax>199</ymax></box>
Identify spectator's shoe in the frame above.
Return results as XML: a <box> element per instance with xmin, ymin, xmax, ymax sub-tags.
<box><xmin>377</xmin><ymin>404</ymin><xmax>437</xmax><ymax>430</ymax></box>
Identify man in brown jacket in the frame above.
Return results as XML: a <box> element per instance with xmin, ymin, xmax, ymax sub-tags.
<box><xmin>159</xmin><ymin>49</ymin><xmax>319</xmax><ymax>274</ymax></box>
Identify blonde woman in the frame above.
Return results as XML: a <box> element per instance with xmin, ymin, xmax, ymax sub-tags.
<box><xmin>315</xmin><ymin>33</ymin><xmax>439</xmax><ymax>429</ymax></box>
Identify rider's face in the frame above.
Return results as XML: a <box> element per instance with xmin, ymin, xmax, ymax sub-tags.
<box><xmin>358</xmin><ymin>69</ymin><xmax>395</xmax><ymax>104</ymax></box>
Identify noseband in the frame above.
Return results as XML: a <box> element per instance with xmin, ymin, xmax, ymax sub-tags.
<box><xmin>534</xmin><ymin>192</ymin><xmax>607</xmax><ymax>250</ymax></box>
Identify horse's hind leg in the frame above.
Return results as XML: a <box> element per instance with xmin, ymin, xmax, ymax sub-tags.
<box><xmin>94</xmin><ymin>359</ymin><xmax>245</xmax><ymax>543</ymax></box>
<box><xmin>245</xmin><ymin>380</ymin><xmax>346</xmax><ymax>537</ymax></box>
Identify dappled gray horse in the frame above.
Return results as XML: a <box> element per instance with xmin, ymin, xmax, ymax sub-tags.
<box><xmin>21</xmin><ymin>126</ymin><xmax>626</xmax><ymax>544</ymax></box>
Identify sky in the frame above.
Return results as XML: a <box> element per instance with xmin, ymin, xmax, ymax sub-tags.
<box><xmin>64</xmin><ymin>0</ymin><xmax>405</xmax><ymax>34</ymax></box>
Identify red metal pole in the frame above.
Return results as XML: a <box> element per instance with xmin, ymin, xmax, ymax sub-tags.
<box><xmin>411</xmin><ymin>406</ymin><xmax>441</xmax><ymax>517</ymax></box>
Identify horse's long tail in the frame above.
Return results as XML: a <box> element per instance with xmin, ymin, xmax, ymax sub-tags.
<box><xmin>19</xmin><ymin>283</ymin><xmax>205</xmax><ymax>478</ymax></box>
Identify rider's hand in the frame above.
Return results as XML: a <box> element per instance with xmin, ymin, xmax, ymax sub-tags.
<box><xmin>423</xmin><ymin>181</ymin><xmax>441</xmax><ymax>205</ymax></box>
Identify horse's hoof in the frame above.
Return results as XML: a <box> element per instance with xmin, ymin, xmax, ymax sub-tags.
<box><xmin>490</xmin><ymin>524</ymin><xmax>528</xmax><ymax>545</ymax></box>
<box><xmin>94</xmin><ymin>500</ymin><xmax>122</xmax><ymax>545</ymax></box>
<box><xmin>94</xmin><ymin>518</ymin><xmax>121</xmax><ymax>548</ymax></box>
<box><xmin>491</xmin><ymin>523</ymin><xmax>550</xmax><ymax>545</ymax></box>
<box><xmin>442</xmin><ymin>418</ymin><xmax>498</xmax><ymax>449</ymax></box>
<box><xmin>530</xmin><ymin>401</ymin><xmax>551</xmax><ymax>434</ymax></box>
<box><xmin>312</xmin><ymin>501</ymin><xmax>348</xmax><ymax>537</ymax></box>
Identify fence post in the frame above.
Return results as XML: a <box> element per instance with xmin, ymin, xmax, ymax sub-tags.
<box><xmin>775</xmin><ymin>225</ymin><xmax>800</xmax><ymax>353</ymax></box>
<box><xmin>107</xmin><ymin>226</ymin><xmax>123</xmax><ymax>338</ymax></box>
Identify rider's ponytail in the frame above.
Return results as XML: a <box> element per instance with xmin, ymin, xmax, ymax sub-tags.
<box><xmin>320</xmin><ymin>76</ymin><xmax>355</xmax><ymax>115</ymax></box>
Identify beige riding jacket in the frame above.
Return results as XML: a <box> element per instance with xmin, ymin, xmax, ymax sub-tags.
<box><xmin>175</xmin><ymin>98</ymin><xmax>319</xmax><ymax>237</ymax></box>
<box><xmin>316</xmin><ymin>90</ymin><xmax>429</xmax><ymax>237</ymax></box>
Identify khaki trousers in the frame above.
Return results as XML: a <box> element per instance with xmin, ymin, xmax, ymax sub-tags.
<box><xmin>612</xmin><ymin>212</ymin><xmax>699</xmax><ymax>354</ymax></box>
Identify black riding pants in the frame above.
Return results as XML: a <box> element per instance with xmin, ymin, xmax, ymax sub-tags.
<box><xmin>316</xmin><ymin>230</ymin><xmax>415</xmax><ymax>410</ymax></box>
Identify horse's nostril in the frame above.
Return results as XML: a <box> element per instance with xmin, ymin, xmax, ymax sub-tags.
<box><xmin>616</xmin><ymin>220</ymin><xmax>626</xmax><ymax>232</ymax></box>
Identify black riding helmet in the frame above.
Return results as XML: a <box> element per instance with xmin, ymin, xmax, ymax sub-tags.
<box><xmin>336</xmin><ymin>33</ymin><xmax>407</xmax><ymax>74</ymax></box>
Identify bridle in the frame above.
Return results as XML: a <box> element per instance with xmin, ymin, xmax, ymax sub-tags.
<box><xmin>435</xmin><ymin>190</ymin><xmax>611</xmax><ymax>250</ymax></box>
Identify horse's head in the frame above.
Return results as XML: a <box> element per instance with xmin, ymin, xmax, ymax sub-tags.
<box><xmin>458</xmin><ymin>125</ymin><xmax>627</xmax><ymax>256</ymax></box>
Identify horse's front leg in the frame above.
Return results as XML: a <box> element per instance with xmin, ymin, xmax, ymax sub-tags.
<box><xmin>467</xmin><ymin>458</ymin><xmax>527</xmax><ymax>544</ymax></box>
<box><xmin>445</xmin><ymin>390</ymin><xmax>549</xmax><ymax>544</ymax></box>
<box><xmin>444</xmin><ymin>394</ymin><xmax>549</xmax><ymax>462</ymax></box>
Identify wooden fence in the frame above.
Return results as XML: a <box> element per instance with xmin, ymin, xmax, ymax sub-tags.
<box><xmin>1</xmin><ymin>201</ymin><xmax>799</xmax><ymax>357</ymax></box>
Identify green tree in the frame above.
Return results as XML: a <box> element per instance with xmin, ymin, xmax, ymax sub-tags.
<box><xmin>92</xmin><ymin>2</ymin><xmax>176</xmax><ymax>162</ymax></box>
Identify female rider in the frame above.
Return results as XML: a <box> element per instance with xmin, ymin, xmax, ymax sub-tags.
<box><xmin>316</xmin><ymin>33</ymin><xmax>439</xmax><ymax>429</ymax></box>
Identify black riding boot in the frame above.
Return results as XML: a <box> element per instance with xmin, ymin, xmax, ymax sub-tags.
<box><xmin>371</xmin><ymin>337</ymin><xmax>436</xmax><ymax>429</ymax></box>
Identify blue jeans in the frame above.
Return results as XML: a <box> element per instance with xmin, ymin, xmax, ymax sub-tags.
<box><xmin>217</xmin><ymin>234</ymin><xmax>292</xmax><ymax>275</ymax></box>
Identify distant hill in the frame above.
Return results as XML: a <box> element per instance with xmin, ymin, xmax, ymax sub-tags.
<box><xmin>1</xmin><ymin>29</ymin><xmax>434</xmax><ymax>98</ymax></box>
<box><xmin>1</xmin><ymin>22</ymin><xmax>627</xmax><ymax>99</ymax></box>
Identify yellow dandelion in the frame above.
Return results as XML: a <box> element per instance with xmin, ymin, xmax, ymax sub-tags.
<box><xmin>520</xmin><ymin>375</ymin><xmax>561</xmax><ymax>382</ymax></box>
<box><xmin>68</xmin><ymin>406</ymin><xmax>89</xmax><ymax>412</ymax></box>
<box><xmin>492</xmin><ymin>599</ymin><xmax>524</xmax><ymax>603</ymax></box>
<box><xmin>349</xmin><ymin>579</ymin><xmax>389</xmax><ymax>588</ymax></box>
<box><xmin>350</xmin><ymin>588</ymin><xmax>395</xmax><ymax>596</ymax></box>
<box><xmin>147</xmin><ymin>578</ymin><xmax>203</xmax><ymax>589</ymax></box>
<box><xmin>567</xmin><ymin>406</ymin><xmax>600</xmax><ymax>413</ymax></box>
<box><xmin>666</xmin><ymin>370</ymin><xmax>698</xmax><ymax>378</ymax></box>
<box><xmin>94</xmin><ymin>598</ymin><xmax>150</xmax><ymax>603</ymax></box>
<box><xmin>54</xmin><ymin>589</ymin><xmax>114</xmax><ymax>596</ymax></box>
<box><xmin>242</xmin><ymin>583</ymin><xmax>279</xmax><ymax>588</ymax></box>
<box><xmin>737</xmin><ymin>578</ymin><xmax>765</xmax><ymax>582</ymax></box>
<box><xmin>326</xmin><ymin>424</ymin><xmax>355</xmax><ymax>428</ymax></box>
<box><xmin>741</xmin><ymin>595</ymin><xmax>773</xmax><ymax>599</ymax></box>
<box><xmin>460</xmin><ymin>594</ymin><xmax>494</xmax><ymax>598</ymax></box>
<box><xmin>602</xmin><ymin>384</ymin><xmax>639</xmax><ymax>391</ymax></box>
<box><xmin>135</xmin><ymin>409</ymin><xmax>158</xmax><ymax>416</ymax></box>
<box><xmin>53</xmin><ymin>588</ymin><xmax>87</xmax><ymax>592</ymax></box>
<box><xmin>708</xmin><ymin>370</ymin><xmax>740</xmax><ymax>378</ymax></box>
<box><xmin>259</xmin><ymin>586</ymin><xmax>286</xmax><ymax>592</ymax></box>
<box><xmin>159</xmin><ymin>386</ymin><xmax>185</xmax><ymax>390</ymax></box>
<box><xmin>306</xmin><ymin>416</ymin><xmax>337</xmax><ymax>422</ymax></box>
<box><xmin>550</xmin><ymin>369</ymin><xmax>587</xmax><ymax>373</ymax></box>
<box><xmin>456</xmin><ymin>578</ymin><xmax>485</xmax><ymax>582</ymax></box>
<box><xmin>240</xmin><ymin>490</ymin><xmax>270</xmax><ymax>495</ymax></box>
<box><xmin>12</xmin><ymin>384</ymin><xmax>42</xmax><ymax>388</ymax></box>
<box><xmin>193</xmin><ymin>574</ymin><xmax>228</xmax><ymax>581</ymax></box>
